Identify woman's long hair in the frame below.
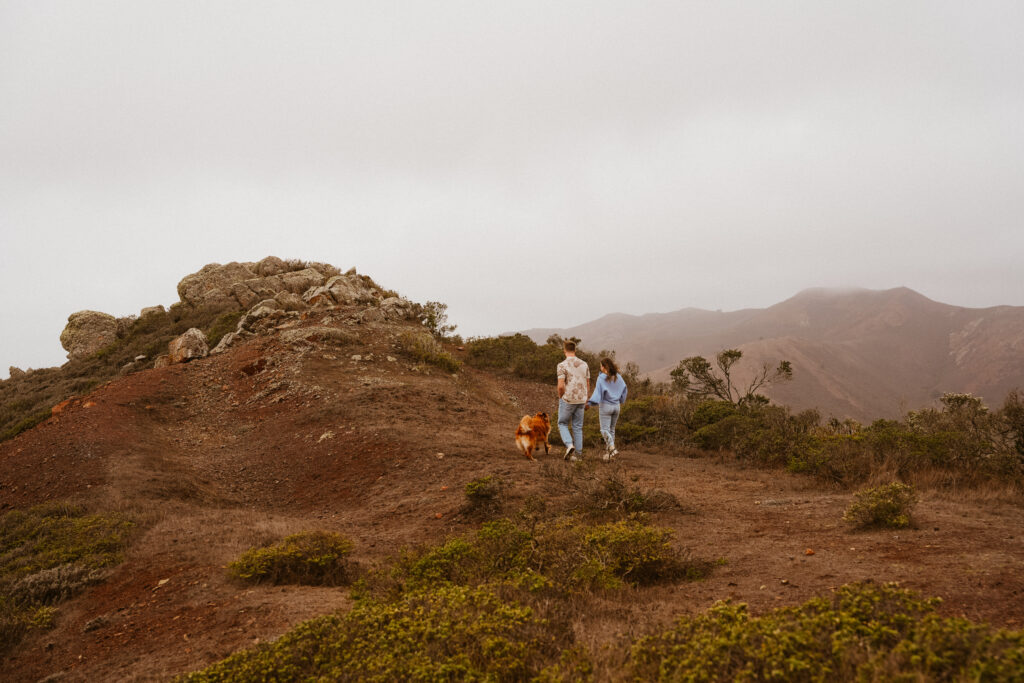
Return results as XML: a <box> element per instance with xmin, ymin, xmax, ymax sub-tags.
<box><xmin>601</xmin><ymin>357</ymin><xmax>619</xmax><ymax>382</ymax></box>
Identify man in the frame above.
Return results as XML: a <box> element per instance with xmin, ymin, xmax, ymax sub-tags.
<box><xmin>556</xmin><ymin>339</ymin><xmax>590</xmax><ymax>462</ymax></box>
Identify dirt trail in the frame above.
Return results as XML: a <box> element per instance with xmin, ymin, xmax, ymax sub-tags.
<box><xmin>2</xmin><ymin>316</ymin><xmax>1023</xmax><ymax>681</ymax></box>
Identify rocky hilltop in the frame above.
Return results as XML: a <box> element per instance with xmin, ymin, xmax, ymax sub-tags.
<box><xmin>56</xmin><ymin>257</ymin><xmax>417</xmax><ymax>369</ymax></box>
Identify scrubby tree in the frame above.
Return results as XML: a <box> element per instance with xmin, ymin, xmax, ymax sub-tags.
<box><xmin>670</xmin><ymin>349</ymin><xmax>792</xmax><ymax>406</ymax></box>
<box><xmin>420</xmin><ymin>301</ymin><xmax>457</xmax><ymax>338</ymax></box>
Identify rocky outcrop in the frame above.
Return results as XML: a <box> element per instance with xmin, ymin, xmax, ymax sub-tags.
<box><xmin>176</xmin><ymin>258</ymin><xmax>340</xmax><ymax>310</ymax></box>
<box><xmin>60</xmin><ymin>311</ymin><xmax>119</xmax><ymax>360</ymax></box>
<box><xmin>303</xmin><ymin>273</ymin><xmax>382</xmax><ymax>308</ymax></box>
<box><xmin>177</xmin><ymin>262</ymin><xmax>259</xmax><ymax>309</ymax></box>
<box><xmin>8</xmin><ymin>366</ymin><xmax>25</xmax><ymax>379</ymax></box>
<box><xmin>54</xmin><ymin>257</ymin><xmax>423</xmax><ymax>365</ymax></box>
<box><xmin>167</xmin><ymin>328</ymin><xmax>209</xmax><ymax>364</ymax></box>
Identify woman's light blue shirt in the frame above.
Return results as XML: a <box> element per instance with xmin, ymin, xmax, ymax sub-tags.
<box><xmin>587</xmin><ymin>372</ymin><xmax>628</xmax><ymax>406</ymax></box>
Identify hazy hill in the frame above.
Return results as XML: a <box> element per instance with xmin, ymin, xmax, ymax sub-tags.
<box><xmin>522</xmin><ymin>287</ymin><xmax>1024</xmax><ymax>420</ymax></box>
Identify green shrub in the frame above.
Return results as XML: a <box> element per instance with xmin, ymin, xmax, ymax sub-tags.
<box><xmin>843</xmin><ymin>482</ymin><xmax>919</xmax><ymax>529</ymax></box>
<box><xmin>464</xmin><ymin>334</ymin><xmax>562</xmax><ymax>381</ymax></box>
<box><xmin>179</xmin><ymin>584</ymin><xmax>566</xmax><ymax>682</ymax></box>
<box><xmin>629</xmin><ymin>581</ymin><xmax>1024</xmax><ymax>681</ymax></box>
<box><xmin>690</xmin><ymin>400</ymin><xmax>739</xmax><ymax>431</ymax></box>
<box><xmin>204</xmin><ymin>310</ymin><xmax>244</xmax><ymax>348</ymax></box>
<box><xmin>461</xmin><ymin>476</ymin><xmax>508</xmax><ymax>518</ymax></box>
<box><xmin>398</xmin><ymin>331</ymin><xmax>461</xmax><ymax>373</ymax></box>
<box><xmin>0</xmin><ymin>503</ymin><xmax>133</xmax><ymax>583</ymax></box>
<box><xmin>581</xmin><ymin>473</ymin><xmax>683</xmax><ymax>517</ymax></box>
<box><xmin>0</xmin><ymin>504</ymin><xmax>133</xmax><ymax>654</ymax></box>
<box><xmin>227</xmin><ymin>531</ymin><xmax>356</xmax><ymax>586</ymax></box>
<box><xmin>392</xmin><ymin>517</ymin><xmax>705</xmax><ymax>595</ymax></box>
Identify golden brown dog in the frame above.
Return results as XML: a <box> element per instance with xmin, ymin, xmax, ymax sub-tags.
<box><xmin>515</xmin><ymin>412</ymin><xmax>551</xmax><ymax>461</ymax></box>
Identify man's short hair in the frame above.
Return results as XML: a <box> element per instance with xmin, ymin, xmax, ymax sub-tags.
<box><xmin>563</xmin><ymin>340</ymin><xmax>576</xmax><ymax>352</ymax></box>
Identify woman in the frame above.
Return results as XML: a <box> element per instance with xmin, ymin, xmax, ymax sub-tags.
<box><xmin>587</xmin><ymin>357</ymin><xmax>628</xmax><ymax>461</ymax></box>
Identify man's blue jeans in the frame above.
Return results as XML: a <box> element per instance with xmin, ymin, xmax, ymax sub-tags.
<box><xmin>557</xmin><ymin>399</ymin><xmax>585</xmax><ymax>453</ymax></box>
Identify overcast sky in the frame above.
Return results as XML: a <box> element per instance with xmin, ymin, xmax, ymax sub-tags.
<box><xmin>2</xmin><ymin>1</ymin><xmax>1023</xmax><ymax>378</ymax></box>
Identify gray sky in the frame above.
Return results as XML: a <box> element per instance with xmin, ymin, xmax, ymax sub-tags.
<box><xmin>3</xmin><ymin>1</ymin><xmax>1023</xmax><ymax>378</ymax></box>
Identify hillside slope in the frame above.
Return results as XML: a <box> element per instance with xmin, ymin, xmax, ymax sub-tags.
<box><xmin>2</xmin><ymin>304</ymin><xmax>1024</xmax><ymax>681</ymax></box>
<box><xmin>524</xmin><ymin>287</ymin><xmax>1024</xmax><ymax>420</ymax></box>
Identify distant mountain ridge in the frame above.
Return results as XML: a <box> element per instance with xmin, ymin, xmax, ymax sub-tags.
<box><xmin>521</xmin><ymin>287</ymin><xmax>1024</xmax><ymax>421</ymax></box>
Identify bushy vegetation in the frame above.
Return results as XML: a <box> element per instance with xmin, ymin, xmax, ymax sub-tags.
<box><xmin>398</xmin><ymin>331</ymin><xmax>461</xmax><ymax>373</ymax></box>
<box><xmin>463</xmin><ymin>333</ymin><xmax>566</xmax><ymax>381</ymax></box>
<box><xmin>678</xmin><ymin>392</ymin><xmax>1024</xmax><ymax>490</ymax></box>
<box><xmin>0</xmin><ymin>503</ymin><xmax>133</xmax><ymax>654</ymax></box>
<box><xmin>460</xmin><ymin>475</ymin><xmax>509</xmax><ymax>519</ymax></box>
<box><xmin>227</xmin><ymin>531</ymin><xmax>356</xmax><ymax>586</ymax></box>
<box><xmin>179</xmin><ymin>583</ymin><xmax>563</xmax><ymax>682</ymax></box>
<box><xmin>542</xmin><ymin>462</ymin><xmax>685</xmax><ymax>518</ymax></box>
<box><xmin>630</xmin><ymin>581</ymin><xmax>1024</xmax><ymax>681</ymax></box>
<box><xmin>186</xmin><ymin>513</ymin><xmax>709</xmax><ymax>681</ymax></box>
<box><xmin>843</xmin><ymin>482</ymin><xmax>919</xmax><ymax>530</ymax></box>
<box><xmin>0</xmin><ymin>302</ymin><xmax>243</xmax><ymax>444</ymax></box>
<box><xmin>390</xmin><ymin>516</ymin><xmax>704</xmax><ymax>594</ymax></box>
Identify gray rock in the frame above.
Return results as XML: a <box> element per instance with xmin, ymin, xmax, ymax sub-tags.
<box><xmin>280</xmin><ymin>327</ymin><xmax>356</xmax><ymax>345</ymax></box>
<box><xmin>255</xmin><ymin>255</ymin><xmax>289</xmax><ymax>277</ymax></box>
<box><xmin>279</xmin><ymin>268</ymin><xmax>326</xmax><ymax>295</ymax></box>
<box><xmin>381</xmin><ymin>297</ymin><xmax>415</xmax><ymax>320</ymax></box>
<box><xmin>60</xmin><ymin>311</ymin><xmax>118</xmax><ymax>360</ymax></box>
<box><xmin>140</xmin><ymin>305</ymin><xmax>165</xmax><ymax>318</ymax></box>
<box><xmin>115</xmin><ymin>316</ymin><xmax>135</xmax><ymax>339</ymax></box>
<box><xmin>176</xmin><ymin>261</ymin><xmax>258</xmax><ymax>309</ymax></box>
<box><xmin>273</xmin><ymin>291</ymin><xmax>308</xmax><ymax>311</ymax></box>
<box><xmin>153</xmin><ymin>355</ymin><xmax>171</xmax><ymax>368</ymax></box>
<box><xmin>359</xmin><ymin>307</ymin><xmax>386</xmax><ymax>323</ymax></box>
<box><xmin>211</xmin><ymin>332</ymin><xmax>239</xmax><ymax>354</ymax></box>
<box><xmin>168</xmin><ymin>328</ymin><xmax>209</xmax><ymax>364</ymax></box>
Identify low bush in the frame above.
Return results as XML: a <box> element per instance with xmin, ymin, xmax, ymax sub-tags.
<box><xmin>0</xmin><ymin>503</ymin><xmax>133</xmax><ymax>654</ymax></box>
<box><xmin>392</xmin><ymin>516</ymin><xmax>705</xmax><ymax>594</ymax></box>
<box><xmin>227</xmin><ymin>531</ymin><xmax>356</xmax><ymax>586</ymax></box>
<box><xmin>461</xmin><ymin>476</ymin><xmax>509</xmax><ymax>519</ymax></box>
<box><xmin>843</xmin><ymin>482</ymin><xmax>919</xmax><ymax>530</ymax></box>
<box><xmin>543</xmin><ymin>462</ymin><xmax>684</xmax><ymax>518</ymax></box>
<box><xmin>179</xmin><ymin>583</ymin><xmax>567</xmax><ymax>682</ymax></box>
<box><xmin>398</xmin><ymin>331</ymin><xmax>461</xmax><ymax>373</ymax></box>
<box><xmin>629</xmin><ymin>581</ymin><xmax>1024</xmax><ymax>681</ymax></box>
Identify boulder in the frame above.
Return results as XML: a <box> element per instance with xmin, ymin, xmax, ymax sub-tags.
<box><xmin>381</xmin><ymin>297</ymin><xmax>415</xmax><ymax>320</ymax></box>
<box><xmin>279</xmin><ymin>268</ymin><xmax>326</xmax><ymax>295</ymax></box>
<box><xmin>60</xmin><ymin>311</ymin><xmax>119</xmax><ymax>360</ymax></box>
<box><xmin>8</xmin><ymin>366</ymin><xmax>25</xmax><ymax>379</ymax></box>
<box><xmin>211</xmin><ymin>332</ymin><xmax>241</xmax><ymax>354</ymax></box>
<box><xmin>254</xmin><ymin>256</ymin><xmax>288</xmax><ymax>277</ymax></box>
<box><xmin>303</xmin><ymin>274</ymin><xmax>380</xmax><ymax>308</ymax></box>
<box><xmin>306</xmin><ymin>261</ymin><xmax>342</xmax><ymax>278</ymax></box>
<box><xmin>273</xmin><ymin>291</ymin><xmax>308</xmax><ymax>311</ymax></box>
<box><xmin>167</xmin><ymin>328</ymin><xmax>209</xmax><ymax>364</ymax></box>
<box><xmin>153</xmin><ymin>355</ymin><xmax>171</xmax><ymax>368</ymax></box>
<box><xmin>115</xmin><ymin>316</ymin><xmax>135</xmax><ymax>339</ymax></box>
<box><xmin>359</xmin><ymin>307</ymin><xmax>386</xmax><ymax>323</ymax></box>
<box><xmin>140</xmin><ymin>305</ymin><xmax>165</xmax><ymax>318</ymax></box>
<box><xmin>176</xmin><ymin>262</ymin><xmax>258</xmax><ymax>309</ymax></box>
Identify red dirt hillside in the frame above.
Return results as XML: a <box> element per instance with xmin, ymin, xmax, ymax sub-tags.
<box><xmin>2</xmin><ymin>294</ymin><xmax>1024</xmax><ymax>681</ymax></box>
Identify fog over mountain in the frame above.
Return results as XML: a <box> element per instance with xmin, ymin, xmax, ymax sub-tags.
<box><xmin>523</xmin><ymin>287</ymin><xmax>1024</xmax><ymax>421</ymax></box>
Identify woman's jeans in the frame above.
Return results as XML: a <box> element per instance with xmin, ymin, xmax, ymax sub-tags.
<box><xmin>557</xmin><ymin>399</ymin><xmax>585</xmax><ymax>452</ymax></box>
<box><xmin>599</xmin><ymin>403</ymin><xmax>621</xmax><ymax>450</ymax></box>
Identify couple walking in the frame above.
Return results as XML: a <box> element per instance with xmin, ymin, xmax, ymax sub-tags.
<box><xmin>556</xmin><ymin>340</ymin><xmax>628</xmax><ymax>462</ymax></box>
